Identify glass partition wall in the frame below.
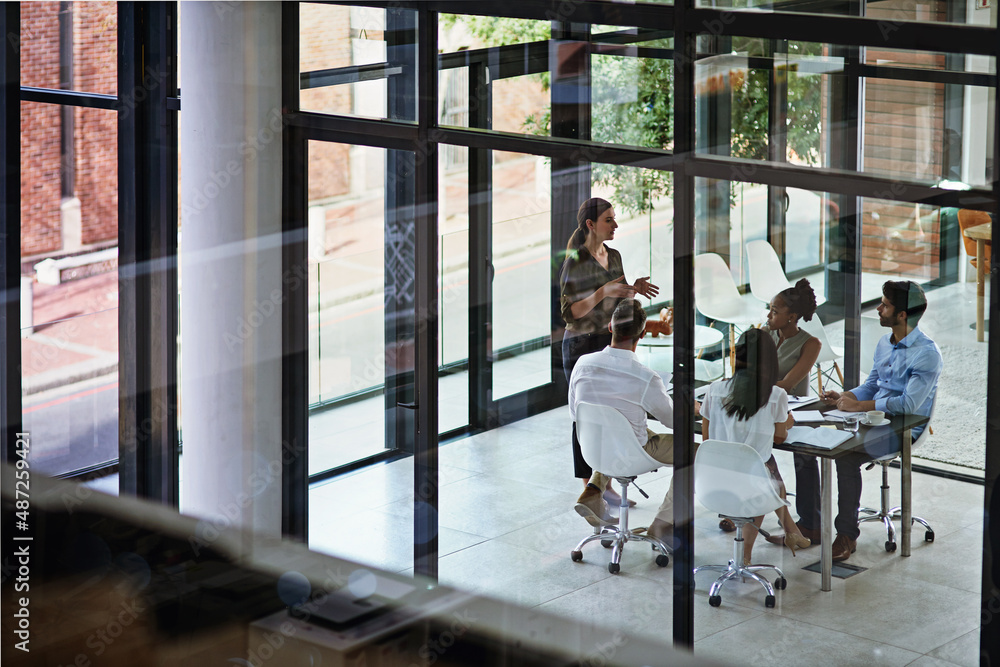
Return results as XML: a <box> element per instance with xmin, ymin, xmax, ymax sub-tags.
<box><xmin>287</xmin><ymin>1</ymin><xmax>998</xmax><ymax>660</ymax></box>
<box><xmin>4</xmin><ymin>0</ymin><xmax>998</xmax><ymax>662</ymax></box>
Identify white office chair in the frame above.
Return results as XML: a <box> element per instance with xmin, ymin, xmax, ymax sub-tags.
<box><xmin>695</xmin><ymin>253</ymin><xmax>764</xmax><ymax>373</ymax></box>
<box><xmin>799</xmin><ymin>314</ymin><xmax>844</xmax><ymax>394</ymax></box>
<box><xmin>859</xmin><ymin>315</ymin><xmax>884</xmax><ymax>377</ymax></box>
<box><xmin>746</xmin><ymin>239</ymin><xmax>827</xmax><ymax>307</ymax></box>
<box><xmin>693</xmin><ymin>439</ymin><xmax>788</xmax><ymax>608</ymax></box>
<box><xmin>569</xmin><ymin>402</ymin><xmax>672</xmax><ymax>574</ymax></box>
<box><xmin>858</xmin><ymin>401</ymin><xmax>936</xmax><ymax>551</ymax></box>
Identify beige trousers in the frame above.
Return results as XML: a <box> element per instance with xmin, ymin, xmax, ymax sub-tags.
<box><xmin>589</xmin><ymin>429</ymin><xmax>679</xmax><ymax>524</ymax></box>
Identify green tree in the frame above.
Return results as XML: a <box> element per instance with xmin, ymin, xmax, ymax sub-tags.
<box><xmin>440</xmin><ymin>16</ymin><xmax>823</xmax><ymax>215</ymax></box>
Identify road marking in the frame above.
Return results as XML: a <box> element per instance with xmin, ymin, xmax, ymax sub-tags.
<box><xmin>23</xmin><ymin>381</ymin><xmax>118</xmax><ymax>414</ymax></box>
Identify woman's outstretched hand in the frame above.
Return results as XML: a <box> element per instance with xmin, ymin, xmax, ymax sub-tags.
<box><xmin>603</xmin><ymin>276</ymin><xmax>637</xmax><ymax>299</ymax></box>
<box><xmin>632</xmin><ymin>276</ymin><xmax>659</xmax><ymax>299</ymax></box>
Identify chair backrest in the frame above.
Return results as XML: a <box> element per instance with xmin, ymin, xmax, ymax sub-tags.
<box><xmin>576</xmin><ymin>402</ymin><xmax>663</xmax><ymax>477</ymax></box>
<box><xmin>799</xmin><ymin>313</ymin><xmax>842</xmax><ymax>364</ymax></box>
<box><xmin>694</xmin><ymin>439</ymin><xmax>788</xmax><ymax>518</ymax></box>
<box><xmin>746</xmin><ymin>240</ymin><xmax>792</xmax><ymax>306</ymax></box>
<box><xmin>859</xmin><ymin>316</ymin><xmax>883</xmax><ymax>377</ymax></box>
<box><xmin>873</xmin><ymin>397</ymin><xmax>937</xmax><ymax>461</ymax></box>
<box><xmin>958</xmin><ymin>209</ymin><xmax>992</xmax><ymax>258</ymax></box>
<box><xmin>694</xmin><ymin>252</ymin><xmax>743</xmax><ymax>311</ymax></box>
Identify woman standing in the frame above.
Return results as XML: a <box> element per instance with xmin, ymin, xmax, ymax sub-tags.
<box><xmin>560</xmin><ymin>198</ymin><xmax>658</xmax><ymax>488</ymax></box>
<box><xmin>700</xmin><ymin>329</ymin><xmax>810</xmax><ymax>564</ymax></box>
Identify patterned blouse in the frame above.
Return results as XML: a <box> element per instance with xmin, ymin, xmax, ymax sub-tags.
<box><xmin>558</xmin><ymin>245</ymin><xmax>626</xmax><ymax>335</ymax></box>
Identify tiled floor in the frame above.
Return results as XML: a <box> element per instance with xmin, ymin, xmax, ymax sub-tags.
<box><xmin>309</xmin><ymin>406</ymin><xmax>984</xmax><ymax>666</ymax></box>
<box><xmin>309</xmin><ymin>279</ymin><xmax>988</xmax><ymax>667</ymax></box>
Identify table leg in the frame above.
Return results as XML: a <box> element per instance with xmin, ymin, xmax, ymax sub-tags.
<box><xmin>977</xmin><ymin>239</ymin><xmax>985</xmax><ymax>343</ymax></box>
<box><xmin>821</xmin><ymin>458</ymin><xmax>833</xmax><ymax>591</ymax></box>
<box><xmin>901</xmin><ymin>427</ymin><xmax>912</xmax><ymax>557</ymax></box>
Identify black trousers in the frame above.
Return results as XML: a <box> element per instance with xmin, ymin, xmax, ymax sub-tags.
<box><xmin>794</xmin><ymin>425</ymin><xmax>902</xmax><ymax>540</ymax></box>
<box><xmin>562</xmin><ymin>331</ymin><xmax>612</xmax><ymax>479</ymax></box>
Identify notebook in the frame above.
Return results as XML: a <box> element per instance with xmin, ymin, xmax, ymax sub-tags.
<box><xmin>785</xmin><ymin>425</ymin><xmax>854</xmax><ymax>450</ymax></box>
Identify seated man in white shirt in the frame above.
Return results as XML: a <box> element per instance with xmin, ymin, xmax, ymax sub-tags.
<box><xmin>569</xmin><ymin>298</ymin><xmax>677</xmax><ymax>543</ymax></box>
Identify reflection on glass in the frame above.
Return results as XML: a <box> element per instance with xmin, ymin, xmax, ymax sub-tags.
<box><xmin>491</xmin><ymin>152</ymin><xmax>551</xmax><ymax>400</ymax></box>
<box><xmin>22</xmin><ymin>306</ymin><xmax>119</xmax><ymax>477</ymax></box>
<box><xmin>20</xmin><ymin>2</ymin><xmax>118</xmax><ymax>96</ymax></box>
<box><xmin>440</xmin><ymin>229</ymin><xmax>470</xmax><ymax>433</ymax></box>
<box><xmin>300</xmin><ymin>4</ymin><xmax>416</xmax><ymax>121</ymax></box>
<box><xmin>20</xmin><ymin>97</ymin><xmax>119</xmax><ymax>477</ymax></box>
<box><xmin>308</xmin><ymin>142</ymin><xmax>388</xmax><ymax>474</ymax></box>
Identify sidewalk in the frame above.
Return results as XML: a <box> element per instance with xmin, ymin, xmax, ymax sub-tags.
<box><xmin>21</xmin><ymin>270</ymin><xmax>119</xmax><ymax>397</ymax></box>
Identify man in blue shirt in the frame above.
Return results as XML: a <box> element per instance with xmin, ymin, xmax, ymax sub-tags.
<box><xmin>794</xmin><ymin>280</ymin><xmax>942</xmax><ymax>562</ymax></box>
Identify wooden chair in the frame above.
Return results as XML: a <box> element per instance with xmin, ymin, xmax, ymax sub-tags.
<box><xmin>957</xmin><ymin>208</ymin><xmax>992</xmax><ymax>275</ymax></box>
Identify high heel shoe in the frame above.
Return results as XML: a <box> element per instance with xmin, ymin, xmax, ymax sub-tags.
<box><xmin>783</xmin><ymin>533</ymin><xmax>811</xmax><ymax>556</ymax></box>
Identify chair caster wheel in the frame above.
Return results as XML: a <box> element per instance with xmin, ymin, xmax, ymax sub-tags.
<box><xmin>571</xmin><ymin>550</ymin><xmax>583</xmax><ymax>562</ymax></box>
<box><xmin>925</xmin><ymin>530</ymin><xmax>934</xmax><ymax>543</ymax></box>
<box><xmin>601</xmin><ymin>539</ymin><xmax>613</xmax><ymax>549</ymax></box>
<box><xmin>655</xmin><ymin>554</ymin><xmax>670</xmax><ymax>567</ymax></box>
<box><xmin>608</xmin><ymin>562</ymin><xmax>620</xmax><ymax>574</ymax></box>
<box><xmin>765</xmin><ymin>595</ymin><xmax>776</xmax><ymax>608</ymax></box>
<box><xmin>773</xmin><ymin>577</ymin><xmax>787</xmax><ymax>590</ymax></box>
<box><xmin>885</xmin><ymin>540</ymin><xmax>897</xmax><ymax>552</ymax></box>
<box><xmin>708</xmin><ymin>595</ymin><xmax>722</xmax><ymax>607</ymax></box>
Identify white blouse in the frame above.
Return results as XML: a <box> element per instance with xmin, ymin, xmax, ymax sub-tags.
<box><xmin>701</xmin><ymin>380</ymin><xmax>789</xmax><ymax>461</ymax></box>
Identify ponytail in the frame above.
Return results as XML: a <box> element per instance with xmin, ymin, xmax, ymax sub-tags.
<box><xmin>567</xmin><ymin>198</ymin><xmax>612</xmax><ymax>251</ymax></box>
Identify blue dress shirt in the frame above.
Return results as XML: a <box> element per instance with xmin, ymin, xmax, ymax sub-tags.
<box><xmin>850</xmin><ymin>326</ymin><xmax>942</xmax><ymax>431</ymax></box>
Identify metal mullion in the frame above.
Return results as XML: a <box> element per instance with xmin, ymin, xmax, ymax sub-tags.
<box><xmin>300</xmin><ymin>62</ymin><xmax>404</xmax><ymax>89</ymax></box>
<box><xmin>981</xmin><ymin>30</ymin><xmax>1000</xmax><ymax>664</ymax></box>
<box><xmin>688</xmin><ymin>154</ymin><xmax>996</xmax><ymax>210</ymax></box>
<box><xmin>858</xmin><ymin>64</ymin><xmax>995</xmax><ymax>89</ymax></box>
<box><xmin>117</xmin><ymin>2</ymin><xmax>179</xmax><ymax>505</ymax></box>
<box><xmin>672</xmin><ymin>0</ymin><xmax>696</xmax><ymax>648</ymax></box>
<box><xmin>286</xmin><ymin>111</ymin><xmax>419</xmax><ymax>151</ymax></box>
<box><xmin>1</xmin><ymin>3</ymin><xmax>21</xmax><ymax>468</ymax></box>
<box><xmin>390</xmin><ymin>1</ymin><xmax>675</xmax><ymax>29</ymax></box>
<box><xmin>19</xmin><ymin>86</ymin><xmax>118</xmax><ymax>109</ymax></box>
<box><xmin>768</xmin><ymin>39</ymin><xmax>788</xmax><ymax>263</ymax></box>
<box><xmin>685</xmin><ymin>9</ymin><xmax>997</xmax><ymax>57</ymax></box>
<box><xmin>413</xmin><ymin>7</ymin><xmax>440</xmax><ymax>581</ymax></box>
<box><xmin>467</xmin><ymin>61</ymin><xmax>492</xmax><ymax>432</ymax></box>
<box><xmin>436</xmin><ymin>126</ymin><xmax>678</xmax><ymax>169</ymax></box>
<box><xmin>282</xmin><ymin>1</ymin><xmax>308</xmax><ymax>543</ymax></box>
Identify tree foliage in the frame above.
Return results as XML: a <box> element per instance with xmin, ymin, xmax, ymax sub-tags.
<box><xmin>440</xmin><ymin>16</ymin><xmax>823</xmax><ymax>215</ymax></box>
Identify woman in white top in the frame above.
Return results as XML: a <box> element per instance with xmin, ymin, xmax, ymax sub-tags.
<box><xmin>701</xmin><ymin>329</ymin><xmax>809</xmax><ymax>564</ymax></box>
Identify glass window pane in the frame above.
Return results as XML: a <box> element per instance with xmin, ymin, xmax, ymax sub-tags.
<box><xmin>21</xmin><ymin>103</ymin><xmax>119</xmax><ymax>477</ymax></box>
<box><xmin>300</xmin><ymin>4</ymin><xmax>416</xmax><ymax>121</ymax></box>
<box><xmin>492</xmin><ymin>150</ymin><xmax>551</xmax><ymax>400</ymax></box>
<box><xmin>440</xmin><ymin>146</ymin><xmax>470</xmax><ymax>433</ymax></box>
<box><xmin>308</xmin><ymin>141</ymin><xmax>389</xmax><ymax>473</ymax></box>
<box><xmin>695</xmin><ymin>0</ymin><xmax>995</xmax><ymax>26</ymax></box>
<box><xmin>20</xmin><ymin>2</ymin><xmax>118</xmax><ymax>96</ymax></box>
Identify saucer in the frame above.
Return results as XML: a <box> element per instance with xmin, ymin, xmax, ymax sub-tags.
<box><xmin>864</xmin><ymin>417</ymin><xmax>890</xmax><ymax>426</ymax></box>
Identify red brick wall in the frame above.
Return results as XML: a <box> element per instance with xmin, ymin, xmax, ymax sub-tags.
<box><xmin>300</xmin><ymin>4</ymin><xmax>352</xmax><ymax>201</ymax></box>
<box><xmin>74</xmin><ymin>2</ymin><xmax>118</xmax><ymax>245</ymax></box>
<box><xmin>20</xmin><ymin>3</ymin><xmax>62</xmax><ymax>256</ymax></box>
<box><xmin>19</xmin><ymin>2</ymin><xmax>118</xmax><ymax>256</ymax></box>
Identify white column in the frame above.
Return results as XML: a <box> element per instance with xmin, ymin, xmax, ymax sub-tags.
<box><xmin>180</xmin><ymin>1</ymin><xmax>285</xmax><ymax>538</ymax></box>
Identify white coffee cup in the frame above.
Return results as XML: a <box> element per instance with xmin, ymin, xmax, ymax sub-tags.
<box><xmin>866</xmin><ymin>410</ymin><xmax>885</xmax><ymax>424</ymax></box>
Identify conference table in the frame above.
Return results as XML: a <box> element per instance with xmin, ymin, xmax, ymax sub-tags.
<box><xmin>964</xmin><ymin>222</ymin><xmax>991</xmax><ymax>342</ymax></box>
<box><xmin>771</xmin><ymin>404</ymin><xmax>929</xmax><ymax>592</ymax></box>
